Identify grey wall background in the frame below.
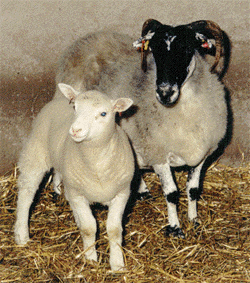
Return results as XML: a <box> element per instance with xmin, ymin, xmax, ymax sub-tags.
<box><xmin>0</xmin><ymin>0</ymin><xmax>249</xmax><ymax>174</ymax></box>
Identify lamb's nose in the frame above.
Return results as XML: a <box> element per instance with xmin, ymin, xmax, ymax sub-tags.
<box><xmin>71</xmin><ymin>127</ymin><xmax>82</xmax><ymax>136</ymax></box>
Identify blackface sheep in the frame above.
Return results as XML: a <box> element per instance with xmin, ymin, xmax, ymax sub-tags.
<box><xmin>14</xmin><ymin>83</ymin><xmax>134</xmax><ymax>271</ymax></box>
<box><xmin>54</xmin><ymin>20</ymin><xmax>232</xmax><ymax>237</ymax></box>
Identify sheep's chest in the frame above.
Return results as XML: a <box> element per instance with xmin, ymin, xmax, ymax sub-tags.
<box><xmin>61</xmin><ymin>145</ymin><xmax>134</xmax><ymax>204</ymax></box>
<box><xmin>63</xmin><ymin>167</ymin><xmax>131</xmax><ymax>204</ymax></box>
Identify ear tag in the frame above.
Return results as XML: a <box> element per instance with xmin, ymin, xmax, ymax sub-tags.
<box><xmin>141</xmin><ymin>40</ymin><xmax>145</xmax><ymax>52</ymax></box>
<box><xmin>119</xmin><ymin>112</ymin><xmax>122</xmax><ymax>117</ymax></box>
<box><xmin>133</xmin><ymin>37</ymin><xmax>143</xmax><ymax>50</ymax></box>
<box><xmin>144</xmin><ymin>40</ymin><xmax>150</xmax><ymax>51</ymax></box>
<box><xmin>202</xmin><ymin>42</ymin><xmax>210</xmax><ymax>49</ymax></box>
<box><xmin>202</xmin><ymin>39</ymin><xmax>213</xmax><ymax>49</ymax></box>
<box><xmin>133</xmin><ymin>34</ymin><xmax>153</xmax><ymax>72</ymax></box>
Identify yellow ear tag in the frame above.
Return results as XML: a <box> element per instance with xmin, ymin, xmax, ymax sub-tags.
<box><xmin>144</xmin><ymin>40</ymin><xmax>150</xmax><ymax>51</ymax></box>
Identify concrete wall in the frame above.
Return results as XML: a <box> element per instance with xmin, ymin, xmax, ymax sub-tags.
<box><xmin>1</xmin><ymin>0</ymin><xmax>249</xmax><ymax>174</ymax></box>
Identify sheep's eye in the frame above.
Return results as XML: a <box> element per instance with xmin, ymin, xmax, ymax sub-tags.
<box><xmin>73</xmin><ymin>105</ymin><xmax>75</xmax><ymax>110</ymax></box>
<box><xmin>100</xmin><ymin>112</ymin><xmax>107</xmax><ymax>117</ymax></box>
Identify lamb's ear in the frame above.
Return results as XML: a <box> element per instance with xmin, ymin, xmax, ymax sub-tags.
<box><xmin>58</xmin><ymin>83</ymin><xmax>79</xmax><ymax>102</ymax></box>
<box><xmin>112</xmin><ymin>98</ymin><xmax>133</xmax><ymax>113</ymax></box>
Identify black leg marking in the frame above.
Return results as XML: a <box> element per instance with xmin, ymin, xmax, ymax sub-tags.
<box><xmin>166</xmin><ymin>191</ymin><xmax>179</xmax><ymax>205</ymax></box>
<box><xmin>189</xmin><ymin>187</ymin><xmax>201</xmax><ymax>201</ymax></box>
<box><xmin>165</xmin><ymin>225</ymin><xmax>185</xmax><ymax>239</ymax></box>
<box><xmin>187</xmin><ymin>167</ymin><xmax>195</xmax><ymax>182</ymax></box>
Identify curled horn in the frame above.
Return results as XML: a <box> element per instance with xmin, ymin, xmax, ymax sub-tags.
<box><xmin>141</xmin><ymin>19</ymin><xmax>162</xmax><ymax>37</ymax></box>
<box><xmin>187</xmin><ymin>20</ymin><xmax>230</xmax><ymax>78</ymax></box>
<box><xmin>140</xmin><ymin>19</ymin><xmax>162</xmax><ymax>72</ymax></box>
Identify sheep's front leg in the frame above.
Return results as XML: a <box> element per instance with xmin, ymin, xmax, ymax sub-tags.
<box><xmin>107</xmin><ymin>189</ymin><xmax>130</xmax><ymax>271</ymax></box>
<box><xmin>153</xmin><ymin>164</ymin><xmax>184</xmax><ymax>238</ymax></box>
<box><xmin>186</xmin><ymin>159</ymin><xmax>205</xmax><ymax>224</ymax></box>
<box><xmin>69</xmin><ymin>196</ymin><xmax>97</xmax><ymax>262</ymax></box>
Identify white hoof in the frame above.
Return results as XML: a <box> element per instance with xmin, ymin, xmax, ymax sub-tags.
<box><xmin>110</xmin><ymin>254</ymin><xmax>125</xmax><ymax>271</ymax></box>
<box><xmin>14</xmin><ymin>233</ymin><xmax>30</xmax><ymax>245</ymax></box>
<box><xmin>14</xmin><ymin>223</ymin><xmax>30</xmax><ymax>245</ymax></box>
<box><xmin>85</xmin><ymin>248</ymin><xmax>98</xmax><ymax>262</ymax></box>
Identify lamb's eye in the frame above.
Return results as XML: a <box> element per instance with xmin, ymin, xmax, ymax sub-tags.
<box><xmin>73</xmin><ymin>105</ymin><xmax>75</xmax><ymax>110</ymax></box>
<box><xmin>101</xmin><ymin>112</ymin><xmax>107</xmax><ymax>117</ymax></box>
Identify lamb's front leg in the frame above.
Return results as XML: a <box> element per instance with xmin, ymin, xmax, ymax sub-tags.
<box><xmin>186</xmin><ymin>159</ymin><xmax>205</xmax><ymax>224</ymax></box>
<box><xmin>153</xmin><ymin>164</ymin><xmax>184</xmax><ymax>238</ymax></box>
<box><xmin>107</xmin><ymin>189</ymin><xmax>130</xmax><ymax>271</ymax></box>
<box><xmin>68</xmin><ymin>195</ymin><xmax>97</xmax><ymax>262</ymax></box>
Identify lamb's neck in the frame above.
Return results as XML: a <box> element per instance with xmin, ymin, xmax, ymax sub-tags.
<box><xmin>77</xmin><ymin>130</ymin><xmax>121</xmax><ymax>165</ymax></box>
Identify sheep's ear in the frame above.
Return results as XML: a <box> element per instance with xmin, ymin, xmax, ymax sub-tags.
<box><xmin>112</xmin><ymin>98</ymin><xmax>133</xmax><ymax>113</ymax></box>
<box><xmin>58</xmin><ymin>83</ymin><xmax>79</xmax><ymax>102</ymax></box>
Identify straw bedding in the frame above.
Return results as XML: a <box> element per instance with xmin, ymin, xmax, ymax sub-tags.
<box><xmin>0</xmin><ymin>162</ymin><xmax>249</xmax><ymax>282</ymax></box>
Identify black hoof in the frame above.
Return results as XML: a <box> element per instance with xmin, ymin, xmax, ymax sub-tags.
<box><xmin>52</xmin><ymin>192</ymin><xmax>59</xmax><ymax>201</ymax></box>
<box><xmin>137</xmin><ymin>192</ymin><xmax>152</xmax><ymax>201</ymax></box>
<box><xmin>190</xmin><ymin>218</ymin><xmax>201</xmax><ymax>230</ymax></box>
<box><xmin>165</xmin><ymin>225</ymin><xmax>185</xmax><ymax>239</ymax></box>
<box><xmin>193</xmin><ymin>220</ymin><xmax>200</xmax><ymax>230</ymax></box>
<box><xmin>190</xmin><ymin>219</ymin><xmax>202</xmax><ymax>236</ymax></box>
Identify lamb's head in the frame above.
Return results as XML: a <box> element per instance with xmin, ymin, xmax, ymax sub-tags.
<box><xmin>58</xmin><ymin>83</ymin><xmax>133</xmax><ymax>142</ymax></box>
<box><xmin>134</xmin><ymin>19</ymin><xmax>226</xmax><ymax>106</ymax></box>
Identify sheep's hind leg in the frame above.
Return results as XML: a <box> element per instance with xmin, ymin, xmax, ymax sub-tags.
<box><xmin>14</xmin><ymin>170</ymin><xmax>46</xmax><ymax>245</ymax></box>
<box><xmin>52</xmin><ymin>172</ymin><xmax>62</xmax><ymax>195</ymax></box>
<box><xmin>107</xmin><ymin>189</ymin><xmax>130</xmax><ymax>271</ymax></box>
<box><xmin>153</xmin><ymin>164</ymin><xmax>185</xmax><ymax>238</ymax></box>
<box><xmin>186</xmin><ymin>159</ymin><xmax>205</xmax><ymax>226</ymax></box>
<box><xmin>68</xmin><ymin>196</ymin><xmax>97</xmax><ymax>262</ymax></box>
<box><xmin>137</xmin><ymin>177</ymin><xmax>151</xmax><ymax>200</ymax></box>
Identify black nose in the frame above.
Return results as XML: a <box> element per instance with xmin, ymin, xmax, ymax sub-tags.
<box><xmin>156</xmin><ymin>84</ymin><xmax>180</xmax><ymax>106</ymax></box>
<box><xmin>156</xmin><ymin>87</ymin><xmax>175</xmax><ymax>100</ymax></box>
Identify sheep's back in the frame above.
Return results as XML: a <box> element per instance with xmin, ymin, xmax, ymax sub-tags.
<box><xmin>55</xmin><ymin>31</ymin><xmax>135</xmax><ymax>95</ymax></box>
<box><xmin>18</xmin><ymin>98</ymin><xmax>73</xmax><ymax>175</ymax></box>
<box><xmin>54</xmin><ymin>31</ymin><xmax>228</xmax><ymax>168</ymax></box>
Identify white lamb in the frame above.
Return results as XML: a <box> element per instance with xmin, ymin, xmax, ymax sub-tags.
<box><xmin>14</xmin><ymin>83</ymin><xmax>135</xmax><ymax>271</ymax></box>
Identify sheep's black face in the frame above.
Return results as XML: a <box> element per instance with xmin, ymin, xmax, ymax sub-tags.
<box><xmin>149</xmin><ymin>26</ymin><xmax>198</xmax><ymax>106</ymax></box>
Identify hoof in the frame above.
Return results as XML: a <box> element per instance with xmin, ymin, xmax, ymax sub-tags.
<box><xmin>190</xmin><ymin>218</ymin><xmax>201</xmax><ymax>230</ymax></box>
<box><xmin>190</xmin><ymin>219</ymin><xmax>202</xmax><ymax>236</ymax></box>
<box><xmin>165</xmin><ymin>225</ymin><xmax>185</xmax><ymax>239</ymax></box>
<box><xmin>52</xmin><ymin>191</ymin><xmax>60</xmax><ymax>201</ymax></box>
<box><xmin>111</xmin><ymin>265</ymin><xmax>127</xmax><ymax>272</ymax></box>
<box><xmin>137</xmin><ymin>192</ymin><xmax>152</xmax><ymax>201</ymax></box>
<box><xmin>14</xmin><ymin>235</ymin><xmax>30</xmax><ymax>245</ymax></box>
<box><xmin>193</xmin><ymin>220</ymin><xmax>200</xmax><ymax>230</ymax></box>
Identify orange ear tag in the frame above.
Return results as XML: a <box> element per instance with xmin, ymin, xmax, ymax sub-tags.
<box><xmin>141</xmin><ymin>40</ymin><xmax>145</xmax><ymax>52</ymax></box>
<box><xmin>202</xmin><ymin>42</ymin><xmax>210</xmax><ymax>49</ymax></box>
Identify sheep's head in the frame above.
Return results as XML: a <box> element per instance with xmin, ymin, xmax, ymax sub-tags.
<box><xmin>134</xmin><ymin>19</ymin><xmax>230</xmax><ymax>107</ymax></box>
<box><xmin>58</xmin><ymin>83</ymin><xmax>133</xmax><ymax>142</ymax></box>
